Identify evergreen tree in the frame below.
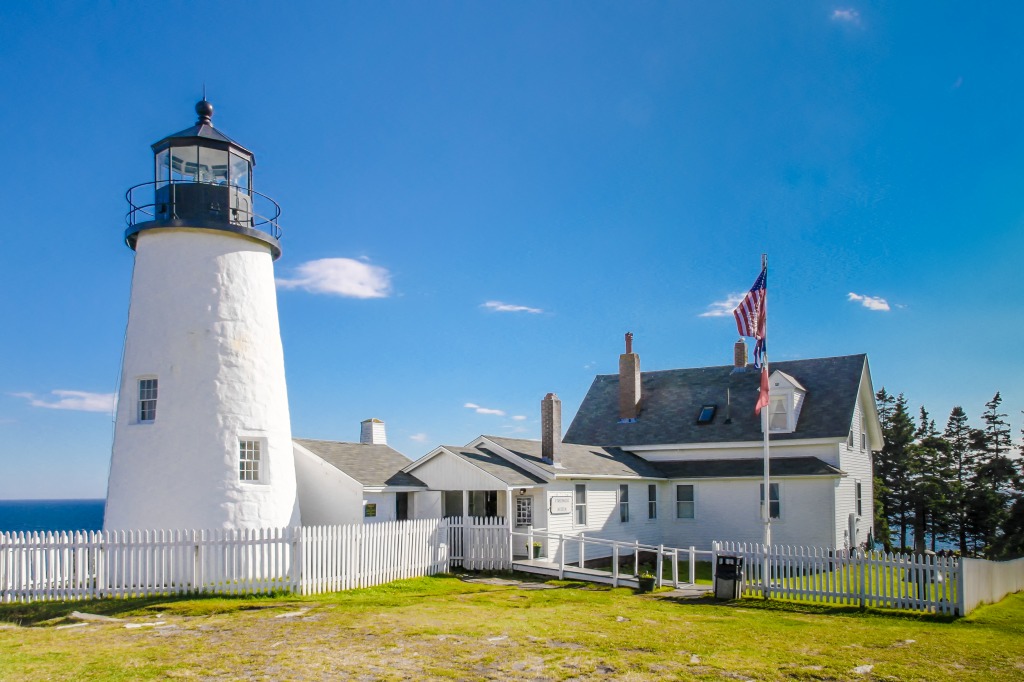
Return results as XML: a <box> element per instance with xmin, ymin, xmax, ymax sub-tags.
<box><xmin>990</xmin><ymin>413</ymin><xmax>1024</xmax><ymax>558</ymax></box>
<box><xmin>873</xmin><ymin>389</ymin><xmax>895</xmax><ymax>549</ymax></box>
<box><xmin>943</xmin><ymin>406</ymin><xmax>974</xmax><ymax>554</ymax></box>
<box><xmin>875</xmin><ymin>390</ymin><xmax>915</xmax><ymax>550</ymax></box>
<box><xmin>910</xmin><ymin>406</ymin><xmax>951</xmax><ymax>552</ymax></box>
<box><xmin>966</xmin><ymin>393</ymin><xmax>1017</xmax><ymax>555</ymax></box>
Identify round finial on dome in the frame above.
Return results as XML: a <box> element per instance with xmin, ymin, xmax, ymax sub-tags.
<box><xmin>195</xmin><ymin>99</ymin><xmax>214</xmax><ymax>125</ymax></box>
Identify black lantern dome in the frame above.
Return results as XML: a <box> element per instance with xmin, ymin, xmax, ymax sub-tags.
<box><xmin>125</xmin><ymin>100</ymin><xmax>282</xmax><ymax>259</ymax></box>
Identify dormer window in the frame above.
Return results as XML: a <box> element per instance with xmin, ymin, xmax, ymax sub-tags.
<box><xmin>763</xmin><ymin>370</ymin><xmax>806</xmax><ymax>434</ymax></box>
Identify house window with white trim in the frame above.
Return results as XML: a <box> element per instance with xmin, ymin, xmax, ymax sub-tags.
<box><xmin>238</xmin><ymin>439</ymin><xmax>261</xmax><ymax>482</ymax></box>
<box><xmin>856</xmin><ymin>480</ymin><xmax>863</xmax><ymax>516</ymax></box>
<box><xmin>648</xmin><ymin>484</ymin><xmax>657</xmax><ymax>519</ymax></box>
<box><xmin>619</xmin><ymin>484</ymin><xmax>630</xmax><ymax>522</ymax></box>
<box><xmin>861</xmin><ymin>431</ymin><xmax>867</xmax><ymax>451</ymax></box>
<box><xmin>768</xmin><ymin>396</ymin><xmax>788</xmax><ymax>432</ymax></box>
<box><xmin>138</xmin><ymin>378</ymin><xmax>158</xmax><ymax>422</ymax></box>
<box><xmin>676</xmin><ymin>484</ymin><xmax>694</xmax><ymax>519</ymax></box>
<box><xmin>516</xmin><ymin>496</ymin><xmax>533</xmax><ymax>526</ymax></box>
<box><xmin>760</xmin><ymin>483</ymin><xmax>780</xmax><ymax>519</ymax></box>
<box><xmin>575</xmin><ymin>484</ymin><xmax>587</xmax><ymax>526</ymax></box>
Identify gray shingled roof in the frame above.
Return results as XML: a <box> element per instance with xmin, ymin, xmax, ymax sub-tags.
<box><xmin>563</xmin><ymin>355</ymin><xmax>867</xmax><ymax>447</ymax></box>
<box><xmin>439</xmin><ymin>445</ymin><xmax>547</xmax><ymax>486</ymax></box>
<box><xmin>295</xmin><ymin>438</ymin><xmax>426</xmax><ymax>488</ymax></box>
<box><xmin>483</xmin><ymin>436</ymin><xmax>665</xmax><ymax>478</ymax></box>
<box><xmin>655</xmin><ymin>457</ymin><xmax>844</xmax><ymax>479</ymax></box>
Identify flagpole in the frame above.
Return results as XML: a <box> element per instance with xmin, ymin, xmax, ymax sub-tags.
<box><xmin>761</xmin><ymin>253</ymin><xmax>771</xmax><ymax>551</ymax></box>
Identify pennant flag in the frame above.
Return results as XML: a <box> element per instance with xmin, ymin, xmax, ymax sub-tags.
<box><xmin>755</xmin><ymin>365</ymin><xmax>770</xmax><ymax>416</ymax></box>
<box><xmin>733</xmin><ymin>266</ymin><xmax>767</xmax><ymax>368</ymax></box>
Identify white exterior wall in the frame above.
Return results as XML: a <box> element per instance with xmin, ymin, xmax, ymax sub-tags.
<box><xmin>363</xmin><ymin>492</ymin><xmax>397</xmax><ymax>523</ymax></box>
<box><xmin>659</xmin><ymin>477</ymin><xmax>836</xmax><ymax>549</ymax></box>
<box><xmin>407</xmin><ymin>451</ymin><xmax>511</xmax><ymax>491</ymax></box>
<box><xmin>837</xmin><ymin>394</ymin><xmax>875</xmax><ymax>548</ymax></box>
<box><xmin>105</xmin><ymin>229</ymin><xmax>299</xmax><ymax>530</ymax></box>
<box><xmin>537</xmin><ymin>480</ymin><xmax>663</xmax><ymax>564</ymax></box>
<box><xmin>293</xmin><ymin>445</ymin><xmax>364</xmax><ymax>525</ymax></box>
<box><xmin>413</xmin><ymin>491</ymin><xmax>442</xmax><ymax>519</ymax></box>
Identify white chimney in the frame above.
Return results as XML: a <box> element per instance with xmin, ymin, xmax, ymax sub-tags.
<box><xmin>360</xmin><ymin>418</ymin><xmax>387</xmax><ymax>445</ymax></box>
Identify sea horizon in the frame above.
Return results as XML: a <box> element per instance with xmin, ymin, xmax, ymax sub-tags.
<box><xmin>0</xmin><ymin>499</ymin><xmax>105</xmax><ymax>533</ymax></box>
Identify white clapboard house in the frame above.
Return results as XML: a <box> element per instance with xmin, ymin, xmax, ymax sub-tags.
<box><xmin>402</xmin><ymin>340</ymin><xmax>882</xmax><ymax>559</ymax></box>
<box><xmin>293</xmin><ymin>419</ymin><xmax>440</xmax><ymax>525</ymax></box>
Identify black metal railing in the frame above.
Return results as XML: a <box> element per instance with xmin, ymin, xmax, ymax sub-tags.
<box><xmin>125</xmin><ymin>180</ymin><xmax>282</xmax><ymax>240</ymax></box>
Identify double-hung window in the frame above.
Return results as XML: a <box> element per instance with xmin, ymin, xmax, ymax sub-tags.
<box><xmin>760</xmin><ymin>483</ymin><xmax>780</xmax><ymax>519</ymax></box>
<box><xmin>648</xmin><ymin>484</ymin><xmax>657</xmax><ymax>519</ymax></box>
<box><xmin>619</xmin><ymin>484</ymin><xmax>630</xmax><ymax>523</ymax></box>
<box><xmin>574</xmin><ymin>484</ymin><xmax>587</xmax><ymax>526</ymax></box>
<box><xmin>239</xmin><ymin>439</ymin><xmax>261</xmax><ymax>482</ymax></box>
<box><xmin>856</xmin><ymin>480</ymin><xmax>863</xmax><ymax>516</ymax></box>
<box><xmin>138</xmin><ymin>378</ymin><xmax>158</xmax><ymax>422</ymax></box>
<box><xmin>676</xmin><ymin>484</ymin><xmax>694</xmax><ymax>519</ymax></box>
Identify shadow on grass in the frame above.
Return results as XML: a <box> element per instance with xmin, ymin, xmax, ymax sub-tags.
<box><xmin>651</xmin><ymin>592</ymin><xmax>960</xmax><ymax>623</ymax></box>
<box><xmin>0</xmin><ymin>590</ymin><xmax>296</xmax><ymax>627</ymax></box>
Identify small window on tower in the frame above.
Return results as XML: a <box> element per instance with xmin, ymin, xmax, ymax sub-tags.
<box><xmin>138</xmin><ymin>378</ymin><xmax>158</xmax><ymax>422</ymax></box>
<box><xmin>239</xmin><ymin>439</ymin><xmax>261</xmax><ymax>482</ymax></box>
<box><xmin>697</xmin><ymin>405</ymin><xmax>717</xmax><ymax>424</ymax></box>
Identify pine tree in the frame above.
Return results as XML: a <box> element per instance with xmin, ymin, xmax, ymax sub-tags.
<box><xmin>943</xmin><ymin>406</ymin><xmax>973</xmax><ymax>554</ymax></box>
<box><xmin>911</xmin><ymin>406</ymin><xmax>951</xmax><ymax>552</ymax></box>
<box><xmin>873</xmin><ymin>389</ymin><xmax>895</xmax><ymax>549</ymax></box>
<box><xmin>875</xmin><ymin>391</ymin><xmax>915</xmax><ymax>550</ymax></box>
<box><xmin>966</xmin><ymin>393</ymin><xmax>1016</xmax><ymax>555</ymax></box>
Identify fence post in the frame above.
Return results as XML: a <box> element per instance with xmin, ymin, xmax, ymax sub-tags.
<box><xmin>711</xmin><ymin>541</ymin><xmax>718</xmax><ymax>584</ymax></box>
<box><xmin>579</xmin><ymin>533</ymin><xmax>585</xmax><ymax>568</ymax></box>
<box><xmin>558</xmin><ymin>534</ymin><xmax>565</xmax><ymax>580</ymax></box>
<box><xmin>858</xmin><ymin>549</ymin><xmax>866</xmax><ymax>609</ymax></box>
<box><xmin>656</xmin><ymin>545</ymin><xmax>664</xmax><ymax>588</ymax></box>
<box><xmin>612</xmin><ymin>544</ymin><xmax>619</xmax><ymax>587</ymax></box>
<box><xmin>689</xmin><ymin>546</ymin><xmax>696</xmax><ymax>585</ymax></box>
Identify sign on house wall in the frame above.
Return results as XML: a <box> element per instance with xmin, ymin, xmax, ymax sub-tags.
<box><xmin>549</xmin><ymin>495</ymin><xmax>572</xmax><ymax>515</ymax></box>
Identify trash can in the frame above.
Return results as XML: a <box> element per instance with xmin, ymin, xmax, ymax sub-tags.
<box><xmin>715</xmin><ymin>555</ymin><xmax>743</xmax><ymax>600</ymax></box>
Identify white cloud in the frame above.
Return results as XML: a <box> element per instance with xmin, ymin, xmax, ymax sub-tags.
<box><xmin>13</xmin><ymin>390</ymin><xmax>116</xmax><ymax>413</ymax></box>
<box><xmin>464</xmin><ymin>402</ymin><xmax>506</xmax><ymax>416</ymax></box>
<box><xmin>831</xmin><ymin>9</ymin><xmax>861</xmax><ymax>24</ymax></box>
<box><xmin>277</xmin><ymin>258</ymin><xmax>391</xmax><ymax>299</ymax></box>
<box><xmin>409</xmin><ymin>433</ymin><xmax>428</xmax><ymax>442</ymax></box>
<box><xmin>512</xmin><ymin>415</ymin><xmax>527</xmax><ymax>421</ymax></box>
<box><xmin>481</xmin><ymin>301</ymin><xmax>543</xmax><ymax>314</ymax></box>
<box><xmin>847</xmin><ymin>292</ymin><xmax>891</xmax><ymax>312</ymax></box>
<box><xmin>699</xmin><ymin>293</ymin><xmax>744</xmax><ymax>318</ymax></box>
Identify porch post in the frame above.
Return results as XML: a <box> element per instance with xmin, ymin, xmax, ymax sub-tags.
<box><xmin>505</xmin><ymin>488</ymin><xmax>513</xmax><ymax>565</ymax></box>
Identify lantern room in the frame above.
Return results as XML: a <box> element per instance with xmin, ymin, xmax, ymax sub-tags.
<box><xmin>125</xmin><ymin>99</ymin><xmax>282</xmax><ymax>259</ymax></box>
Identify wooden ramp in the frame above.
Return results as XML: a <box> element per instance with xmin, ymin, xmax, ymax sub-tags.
<box><xmin>511</xmin><ymin>558</ymin><xmax>712</xmax><ymax>592</ymax></box>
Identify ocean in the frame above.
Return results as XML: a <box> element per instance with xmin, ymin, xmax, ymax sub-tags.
<box><xmin>0</xmin><ymin>499</ymin><xmax>105</xmax><ymax>533</ymax></box>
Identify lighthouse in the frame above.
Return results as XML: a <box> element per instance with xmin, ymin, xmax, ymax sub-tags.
<box><xmin>104</xmin><ymin>100</ymin><xmax>300</xmax><ymax>531</ymax></box>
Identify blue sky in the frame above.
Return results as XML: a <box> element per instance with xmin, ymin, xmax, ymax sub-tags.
<box><xmin>1</xmin><ymin>2</ymin><xmax>1021</xmax><ymax>499</ymax></box>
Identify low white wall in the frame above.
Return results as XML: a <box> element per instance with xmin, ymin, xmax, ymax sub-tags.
<box><xmin>960</xmin><ymin>557</ymin><xmax>1024</xmax><ymax>615</ymax></box>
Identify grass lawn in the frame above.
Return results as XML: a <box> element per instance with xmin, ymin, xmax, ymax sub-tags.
<box><xmin>0</xmin><ymin>573</ymin><xmax>1021</xmax><ymax>680</ymax></box>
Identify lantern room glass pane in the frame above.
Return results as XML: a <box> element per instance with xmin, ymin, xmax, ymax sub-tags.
<box><xmin>230</xmin><ymin>153</ymin><xmax>250</xmax><ymax>192</ymax></box>
<box><xmin>155</xmin><ymin>149</ymin><xmax>169</xmax><ymax>188</ymax></box>
<box><xmin>170</xmin><ymin>146</ymin><xmax>198</xmax><ymax>182</ymax></box>
<box><xmin>198</xmin><ymin>147</ymin><xmax>228</xmax><ymax>185</ymax></box>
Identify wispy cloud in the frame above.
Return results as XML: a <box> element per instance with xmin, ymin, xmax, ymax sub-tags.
<box><xmin>699</xmin><ymin>293</ymin><xmax>744</xmax><ymax>318</ymax></box>
<box><xmin>13</xmin><ymin>390</ymin><xmax>116</xmax><ymax>413</ymax></box>
<box><xmin>277</xmin><ymin>258</ymin><xmax>391</xmax><ymax>298</ymax></box>
<box><xmin>481</xmin><ymin>301</ymin><xmax>543</xmax><ymax>314</ymax></box>
<box><xmin>847</xmin><ymin>292</ymin><xmax>890</xmax><ymax>312</ymax></box>
<box><xmin>511</xmin><ymin>415</ymin><xmax>527</xmax><ymax>421</ymax></box>
<box><xmin>831</xmin><ymin>8</ymin><xmax>861</xmax><ymax>25</ymax></box>
<box><xmin>409</xmin><ymin>433</ymin><xmax>428</xmax><ymax>443</ymax></box>
<box><xmin>464</xmin><ymin>402</ymin><xmax>506</xmax><ymax>416</ymax></box>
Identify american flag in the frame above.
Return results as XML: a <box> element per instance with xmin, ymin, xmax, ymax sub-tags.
<box><xmin>733</xmin><ymin>266</ymin><xmax>767</xmax><ymax>368</ymax></box>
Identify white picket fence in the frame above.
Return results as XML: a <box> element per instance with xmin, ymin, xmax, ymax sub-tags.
<box><xmin>714</xmin><ymin>541</ymin><xmax>963</xmax><ymax>615</ymax></box>
<box><xmin>0</xmin><ymin>517</ymin><xmax>509</xmax><ymax>603</ymax></box>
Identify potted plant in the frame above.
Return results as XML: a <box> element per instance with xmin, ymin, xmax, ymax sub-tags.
<box><xmin>532</xmin><ymin>541</ymin><xmax>543</xmax><ymax>559</ymax></box>
<box><xmin>636</xmin><ymin>569</ymin><xmax>656</xmax><ymax>593</ymax></box>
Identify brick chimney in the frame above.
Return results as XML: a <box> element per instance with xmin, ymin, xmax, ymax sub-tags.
<box><xmin>619</xmin><ymin>332</ymin><xmax>641</xmax><ymax>420</ymax></box>
<box><xmin>733</xmin><ymin>338</ymin><xmax>748</xmax><ymax>370</ymax></box>
<box><xmin>541</xmin><ymin>393</ymin><xmax>561</xmax><ymax>465</ymax></box>
<box><xmin>360</xmin><ymin>418</ymin><xmax>387</xmax><ymax>445</ymax></box>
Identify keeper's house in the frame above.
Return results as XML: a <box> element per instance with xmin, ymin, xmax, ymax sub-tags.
<box><xmin>402</xmin><ymin>339</ymin><xmax>881</xmax><ymax>558</ymax></box>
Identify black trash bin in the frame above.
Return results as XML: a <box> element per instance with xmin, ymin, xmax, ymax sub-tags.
<box><xmin>715</xmin><ymin>555</ymin><xmax>744</xmax><ymax>600</ymax></box>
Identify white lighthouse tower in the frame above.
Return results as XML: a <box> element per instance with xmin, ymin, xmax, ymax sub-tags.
<box><xmin>104</xmin><ymin>100</ymin><xmax>300</xmax><ymax>531</ymax></box>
